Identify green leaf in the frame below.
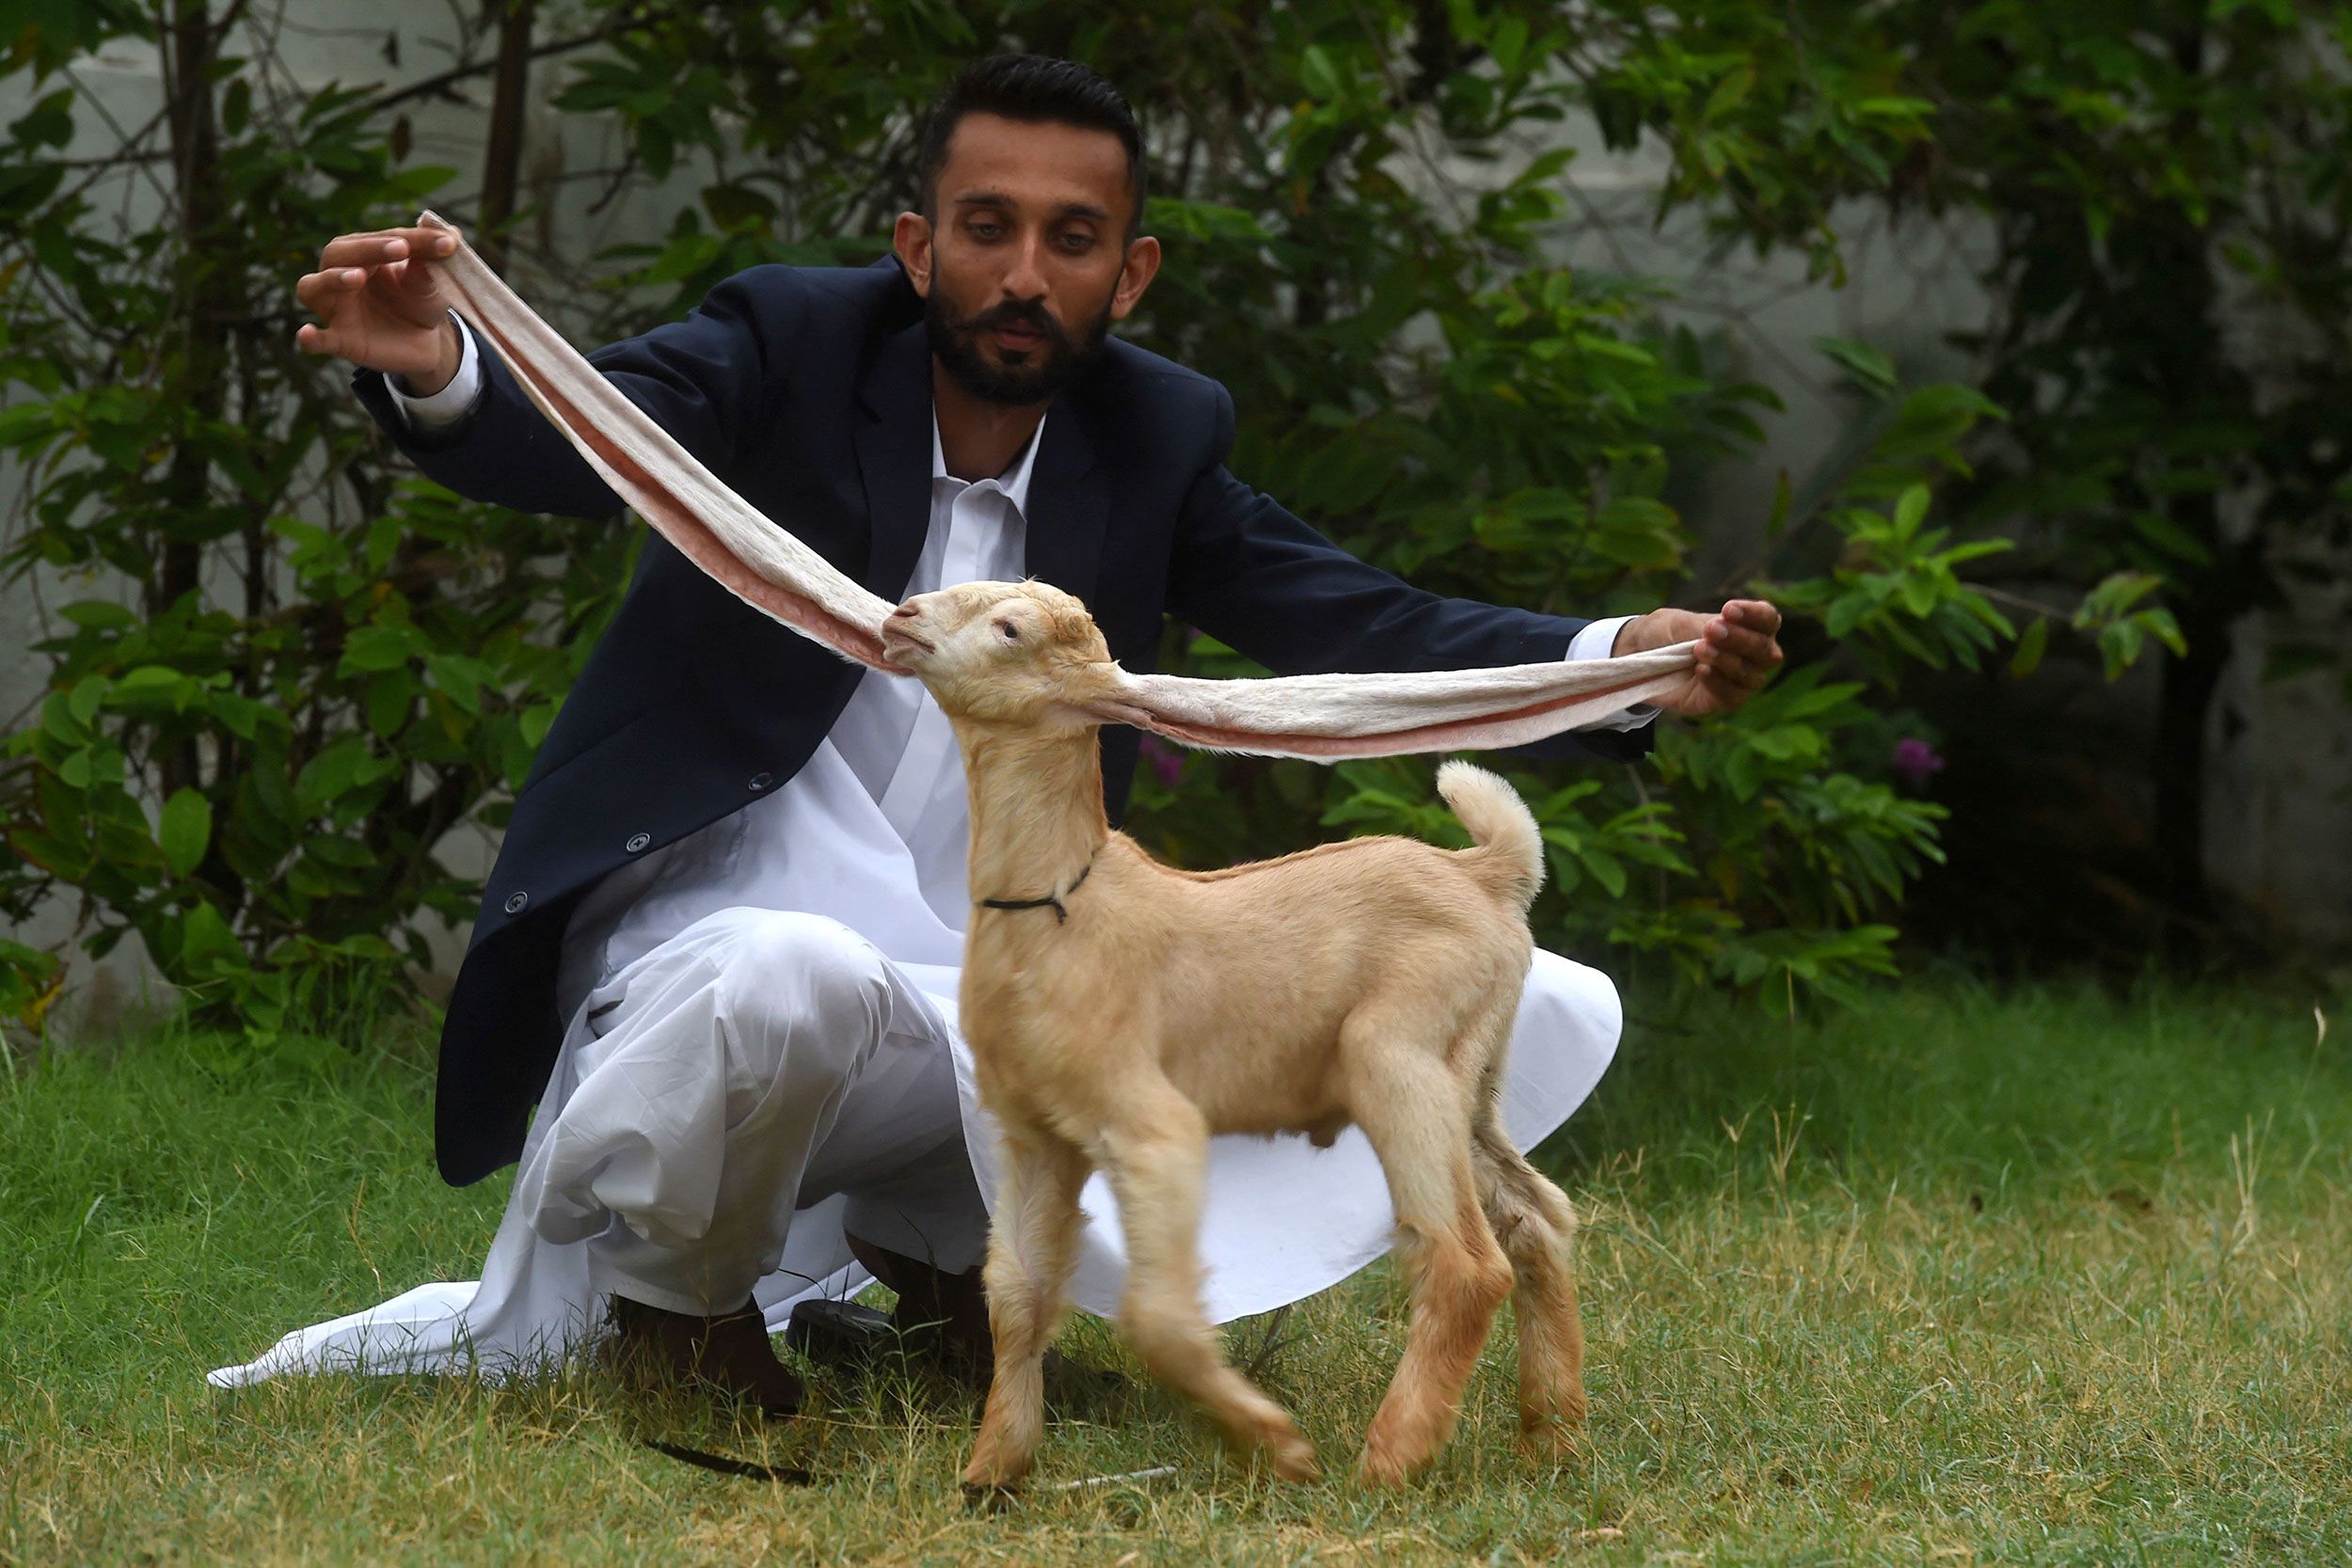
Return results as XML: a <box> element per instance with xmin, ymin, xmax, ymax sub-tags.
<box><xmin>159</xmin><ymin>788</ymin><xmax>212</xmax><ymax>878</ymax></box>
<box><xmin>1893</xmin><ymin>484</ymin><xmax>1930</xmax><ymax>533</ymax></box>
<box><xmin>518</xmin><ymin>702</ymin><xmax>559</xmax><ymax>749</ymax></box>
<box><xmin>1705</xmin><ymin>65</ymin><xmax>1756</xmax><ymax>120</ymax></box>
<box><xmin>366</xmin><ymin>672</ymin><xmax>417</xmax><ymax>738</ymax></box>
<box><xmin>2009</xmin><ymin>617</ymin><xmax>2049</xmax><ymax>679</ymax></box>
<box><xmin>1490</xmin><ymin>14</ymin><xmax>1530</xmax><ymax>74</ymax></box>
<box><xmin>57</xmin><ymin>600</ymin><xmax>136</xmax><ymax>631</ymax></box>
<box><xmin>423</xmin><ymin>653</ymin><xmax>491</xmax><ymax>716</ymax></box>
<box><xmin>2137</xmin><ymin>607</ymin><xmax>2187</xmax><ymax>657</ymax></box>
<box><xmin>175</xmin><ymin>900</ymin><xmax>246</xmax><ymax>977</ymax></box>
<box><xmin>1581</xmin><ymin>848</ymin><xmax>1629</xmax><ymax>899</ymax></box>
<box><xmin>9</xmin><ymin>90</ymin><xmax>75</xmax><ymax>149</ymax></box>
<box><xmin>339</xmin><ymin>625</ymin><xmax>423</xmax><ymax>675</ymax></box>
<box><xmin>294</xmin><ymin>736</ymin><xmax>383</xmax><ymax>816</ymax></box>
<box><xmin>43</xmin><ymin>690</ymin><xmax>90</xmax><ymax>746</ymax></box>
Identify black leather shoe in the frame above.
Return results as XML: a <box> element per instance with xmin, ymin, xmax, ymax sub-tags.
<box><xmin>783</xmin><ymin>1297</ymin><xmax>899</xmax><ymax>1368</ymax></box>
<box><xmin>842</xmin><ymin>1234</ymin><xmax>996</xmax><ymax>1380</ymax></box>
<box><xmin>802</xmin><ymin>1239</ymin><xmax>1131</xmax><ymax>1402</ymax></box>
<box><xmin>603</xmin><ymin>1293</ymin><xmax>803</xmax><ymax>1419</ymax></box>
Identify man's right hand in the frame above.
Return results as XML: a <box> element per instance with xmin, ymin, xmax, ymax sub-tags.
<box><xmin>294</xmin><ymin>226</ymin><xmax>464</xmax><ymax>394</ymax></box>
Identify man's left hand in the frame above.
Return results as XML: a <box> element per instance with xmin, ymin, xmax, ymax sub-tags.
<box><xmin>1613</xmin><ymin>599</ymin><xmax>1785</xmax><ymax>718</ymax></box>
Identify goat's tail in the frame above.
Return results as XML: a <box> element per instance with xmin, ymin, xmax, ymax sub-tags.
<box><xmin>1438</xmin><ymin>760</ymin><xmax>1545</xmax><ymax>913</ymax></box>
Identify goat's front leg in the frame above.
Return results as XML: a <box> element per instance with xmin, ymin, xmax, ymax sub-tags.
<box><xmin>1103</xmin><ymin>1082</ymin><xmax>1320</xmax><ymax>1481</ymax></box>
<box><xmin>961</xmin><ymin>1125</ymin><xmax>1090</xmax><ymax>1494</ymax></box>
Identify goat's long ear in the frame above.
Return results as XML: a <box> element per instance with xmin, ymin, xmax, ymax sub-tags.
<box><xmin>413</xmin><ymin>211</ymin><xmax>900</xmax><ymax>672</ymax></box>
<box><xmin>1080</xmin><ymin>644</ymin><xmax>1696</xmax><ymax>759</ymax></box>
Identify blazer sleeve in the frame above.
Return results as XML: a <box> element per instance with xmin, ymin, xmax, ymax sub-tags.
<box><xmin>349</xmin><ymin>264</ymin><xmax>813</xmax><ymax>520</ymax></box>
<box><xmin>1165</xmin><ymin>382</ymin><xmax>1655</xmax><ymax>764</ymax></box>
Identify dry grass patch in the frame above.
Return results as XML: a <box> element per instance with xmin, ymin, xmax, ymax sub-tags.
<box><xmin>3</xmin><ymin>979</ymin><xmax>2346</xmax><ymax>1564</ymax></box>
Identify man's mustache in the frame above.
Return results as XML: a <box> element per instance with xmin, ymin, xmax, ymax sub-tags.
<box><xmin>965</xmin><ymin>299</ymin><xmax>1067</xmax><ymax>345</ymax></box>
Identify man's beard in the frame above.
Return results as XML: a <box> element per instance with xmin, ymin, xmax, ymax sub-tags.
<box><xmin>925</xmin><ymin>287</ymin><xmax>1113</xmax><ymax>407</ymax></box>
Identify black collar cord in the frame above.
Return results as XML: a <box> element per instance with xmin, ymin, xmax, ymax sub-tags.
<box><xmin>977</xmin><ymin>860</ymin><xmax>1093</xmax><ymax>925</ymax></box>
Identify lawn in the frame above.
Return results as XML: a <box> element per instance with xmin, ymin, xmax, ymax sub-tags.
<box><xmin>4</xmin><ymin>976</ymin><xmax>2346</xmax><ymax>1565</ymax></box>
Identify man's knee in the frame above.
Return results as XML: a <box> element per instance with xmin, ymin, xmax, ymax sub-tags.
<box><xmin>711</xmin><ymin>911</ymin><xmax>894</xmax><ymax>1074</ymax></box>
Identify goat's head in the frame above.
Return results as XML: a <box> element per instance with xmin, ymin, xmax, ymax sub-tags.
<box><xmin>884</xmin><ymin>580</ymin><xmax>1120</xmax><ymax>731</ymax></box>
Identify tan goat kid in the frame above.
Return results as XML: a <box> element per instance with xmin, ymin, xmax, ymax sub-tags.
<box><xmin>884</xmin><ymin>580</ymin><xmax>1590</xmax><ymax>1490</ymax></box>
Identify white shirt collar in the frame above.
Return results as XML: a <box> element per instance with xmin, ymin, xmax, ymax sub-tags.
<box><xmin>930</xmin><ymin>410</ymin><xmax>1047</xmax><ymax>517</ymax></box>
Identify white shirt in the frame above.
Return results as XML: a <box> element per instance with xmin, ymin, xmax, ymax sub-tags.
<box><xmin>387</xmin><ymin>317</ymin><xmax>1647</xmax><ymax>1007</ymax></box>
<box><xmin>547</xmin><ymin>413</ymin><xmax>1043</xmax><ymax>1018</ymax></box>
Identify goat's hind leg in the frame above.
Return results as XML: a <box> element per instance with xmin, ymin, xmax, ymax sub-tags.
<box><xmin>1350</xmin><ymin>1051</ymin><xmax>1516</xmax><ymax>1486</ymax></box>
<box><xmin>1470</xmin><ymin>1108</ymin><xmax>1588</xmax><ymax>1459</ymax></box>
<box><xmin>1103</xmin><ymin>1082</ymin><xmax>1319</xmax><ymax>1481</ymax></box>
<box><xmin>961</xmin><ymin>1124</ymin><xmax>1089</xmax><ymax>1494</ymax></box>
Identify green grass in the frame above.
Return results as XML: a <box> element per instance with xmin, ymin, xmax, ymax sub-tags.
<box><xmin>4</xmin><ymin>978</ymin><xmax>2348</xmax><ymax>1565</ymax></box>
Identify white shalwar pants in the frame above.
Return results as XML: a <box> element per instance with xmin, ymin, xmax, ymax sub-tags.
<box><xmin>208</xmin><ymin>748</ymin><xmax>1624</xmax><ymax>1388</ymax></box>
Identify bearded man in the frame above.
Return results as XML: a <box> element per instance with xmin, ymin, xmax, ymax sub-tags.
<box><xmin>221</xmin><ymin>54</ymin><xmax>1783</xmax><ymax>1412</ymax></box>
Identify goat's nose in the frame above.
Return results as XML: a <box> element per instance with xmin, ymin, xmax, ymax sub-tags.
<box><xmin>890</xmin><ymin>602</ymin><xmax>919</xmax><ymax>620</ymax></box>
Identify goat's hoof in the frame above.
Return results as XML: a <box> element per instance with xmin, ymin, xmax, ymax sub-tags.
<box><xmin>1354</xmin><ymin>1439</ymin><xmax>1423</xmax><ymax>1489</ymax></box>
<box><xmin>960</xmin><ymin>1481</ymin><xmax>1020</xmax><ymax>1513</ymax></box>
<box><xmin>1264</xmin><ymin>1434</ymin><xmax>1321</xmax><ymax>1483</ymax></box>
<box><xmin>1518</xmin><ymin>1414</ymin><xmax>1586</xmax><ymax>1465</ymax></box>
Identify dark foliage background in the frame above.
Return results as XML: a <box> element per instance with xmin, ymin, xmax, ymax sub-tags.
<box><xmin>6</xmin><ymin>0</ymin><xmax>2341</xmax><ymax>1042</ymax></box>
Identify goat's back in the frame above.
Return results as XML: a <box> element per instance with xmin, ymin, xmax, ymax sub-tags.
<box><xmin>961</xmin><ymin>830</ymin><xmax>1532</xmax><ymax>1138</ymax></box>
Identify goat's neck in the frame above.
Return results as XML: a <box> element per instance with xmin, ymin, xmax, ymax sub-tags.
<box><xmin>951</xmin><ymin>719</ymin><xmax>1111</xmax><ymax>905</ymax></box>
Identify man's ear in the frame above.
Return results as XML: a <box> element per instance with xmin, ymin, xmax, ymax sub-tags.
<box><xmin>893</xmin><ymin>211</ymin><xmax>934</xmax><ymax>297</ymax></box>
<box><xmin>1110</xmin><ymin>234</ymin><xmax>1161</xmax><ymax>322</ymax></box>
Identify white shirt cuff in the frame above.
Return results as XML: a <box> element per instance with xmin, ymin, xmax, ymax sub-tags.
<box><xmin>1565</xmin><ymin>614</ymin><xmax>1659</xmax><ymax>733</ymax></box>
<box><xmin>385</xmin><ymin>310</ymin><xmax>483</xmax><ymax>429</ymax></box>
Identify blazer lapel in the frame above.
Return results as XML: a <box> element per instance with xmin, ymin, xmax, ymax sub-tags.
<box><xmin>1024</xmin><ymin>397</ymin><xmax>1106</xmax><ymax>602</ymax></box>
<box><xmin>854</xmin><ymin>323</ymin><xmax>933</xmax><ymax>603</ymax></box>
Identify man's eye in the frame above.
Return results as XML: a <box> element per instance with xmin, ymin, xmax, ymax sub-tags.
<box><xmin>1057</xmin><ymin>232</ymin><xmax>1095</xmax><ymax>253</ymax></box>
<box><xmin>995</xmin><ymin>619</ymin><xmax>1020</xmax><ymax>641</ymax></box>
<box><xmin>968</xmin><ymin>221</ymin><xmax>1003</xmax><ymax>241</ymax></box>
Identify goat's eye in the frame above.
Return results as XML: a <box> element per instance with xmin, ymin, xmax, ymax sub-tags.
<box><xmin>994</xmin><ymin>619</ymin><xmax>1020</xmax><ymax>642</ymax></box>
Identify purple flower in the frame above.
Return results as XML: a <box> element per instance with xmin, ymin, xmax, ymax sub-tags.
<box><xmin>1891</xmin><ymin>737</ymin><xmax>1946</xmax><ymax>785</ymax></box>
<box><xmin>1139</xmin><ymin>735</ymin><xmax>1184</xmax><ymax>789</ymax></box>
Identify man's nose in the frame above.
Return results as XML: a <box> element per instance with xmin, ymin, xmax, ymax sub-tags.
<box><xmin>1000</xmin><ymin>233</ymin><xmax>1049</xmax><ymax>302</ymax></box>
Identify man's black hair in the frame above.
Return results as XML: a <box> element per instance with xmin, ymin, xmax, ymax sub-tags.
<box><xmin>917</xmin><ymin>55</ymin><xmax>1148</xmax><ymax>236</ymax></box>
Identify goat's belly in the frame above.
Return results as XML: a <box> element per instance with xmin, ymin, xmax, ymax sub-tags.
<box><xmin>1163</xmin><ymin>1025</ymin><xmax>1349</xmax><ymax>1139</ymax></box>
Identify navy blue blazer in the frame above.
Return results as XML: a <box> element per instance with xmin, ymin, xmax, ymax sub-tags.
<box><xmin>356</xmin><ymin>258</ymin><xmax>1655</xmax><ymax>1186</ymax></box>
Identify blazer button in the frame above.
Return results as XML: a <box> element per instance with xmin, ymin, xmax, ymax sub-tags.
<box><xmin>747</xmin><ymin>771</ymin><xmax>773</xmax><ymax>791</ymax></box>
<box><xmin>625</xmin><ymin>832</ymin><xmax>651</xmax><ymax>853</ymax></box>
<box><xmin>503</xmin><ymin>892</ymin><xmax>528</xmax><ymax>914</ymax></box>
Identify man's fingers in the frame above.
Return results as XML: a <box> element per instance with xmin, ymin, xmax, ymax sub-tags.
<box><xmin>366</xmin><ymin>257</ymin><xmax>415</xmax><ymax>296</ymax></box>
<box><xmin>294</xmin><ymin>266</ymin><xmax>370</xmax><ymax>310</ymax></box>
<box><xmin>389</xmin><ymin>255</ymin><xmax>445</xmax><ymax>299</ymax></box>
<box><xmin>1706</xmin><ymin>602</ymin><xmax>1786</xmax><ymax>663</ymax></box>
<box><xmin>1693</xmin><ymin>643</ymin><xmax>1771</xmax><ymax>690</ymax></box>
<box><xmin>1660</xmin><ymin>599</ymin><xmax>1787</xmax><ymax>715</ymax></box>
<box><xmin>316</xmin><ymin>227</ymin><xmax>458</xmax><ymax>269</ymax></box>
<box><xmin>1708</xmin><ymin>623</ymin><xmax>1783</xmax><ymax>667</ymax></box>
<box><xmin>294</xmin><ymin>322</ymin><xmax>359</xmax><ymax>358</ymax></box>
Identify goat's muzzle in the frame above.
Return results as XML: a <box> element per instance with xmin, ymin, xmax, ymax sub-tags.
<box><xmin>882</xmin><ymin>601</ymin><xmax>934</xmax><ymax>662</ymax></box>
